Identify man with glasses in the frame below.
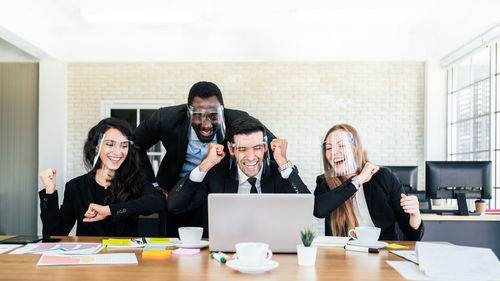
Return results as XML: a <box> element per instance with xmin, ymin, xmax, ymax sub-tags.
<box><xmin>166</xmin><ymin>116</ymin><xmax>310</xmax><ymax>237</ymax></box>
<box><xmin>134</xmin><ymin>81</ymin><xmax>275</xmax><ymax>236</ymax></box>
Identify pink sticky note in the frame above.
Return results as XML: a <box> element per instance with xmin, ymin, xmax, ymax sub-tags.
<box><xmin>172</xmin><ymin>248</ymin><xmax>200</xmax><ymax>256</ymax></box>
<box><xmin>39</xmin><ymin>255</ymin><xmax>80</xmax><ymax>265</ymax></box>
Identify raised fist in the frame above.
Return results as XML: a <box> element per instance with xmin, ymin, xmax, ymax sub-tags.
<box><xmin>39</xmin><ymin>168</ymin><xmax>57</xmax><ymax>194</ymax></box>
<box><xmin>270</xmin><ymin>139</ymin><xmax>288</xmax><ymax>166</ymax></box>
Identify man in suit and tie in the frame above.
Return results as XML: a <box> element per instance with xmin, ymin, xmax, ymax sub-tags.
<box><xmin>134</xmin><ymin>81</ymin><xmax>275</xmax><ymax>236</ymax></box>
<box><xmin>166</xmin><ymin>116</ymin><xmax>310</xmax><ymax>237</ymax></box>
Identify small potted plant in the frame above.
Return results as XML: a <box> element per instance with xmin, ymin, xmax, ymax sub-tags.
<box><xmin>297</xmin><ymin>227</ymin><xmax>317</xmax><ymax>266</ymax></box>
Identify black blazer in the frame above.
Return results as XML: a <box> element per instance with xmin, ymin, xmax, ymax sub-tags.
<box><xmin>39</xmin><ymin>173</ymin><xmax>165</xmax><ymax>236</ymax></box>
<box><xmin>314</xmin><ymin>168</ymin><xmax>424</xmax><ymax>241</ymax></box>
<box><xmin>167</xmin><ymin>159</ymin><xmax>310</xmax><ymax>237</ymax></box>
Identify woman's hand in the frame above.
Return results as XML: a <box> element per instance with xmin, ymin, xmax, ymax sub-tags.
<box><xmin>357</xmin><ymin>162</ymin><xmax>379</xmax><ymax>184</ymax></box>
<box><xmin>39</xmin><ymin>168</ymin><xmax>57</xmax><ymax>194</ymax></box>
<box><xmin>83</xmin><ymin>203</ymin><xmax>111</xmax><ymax>222</ymax></box>
<box><xmin>400</xmin><ymin>194</ymin><xmax>422</xmax><ymax>229</ymax></box>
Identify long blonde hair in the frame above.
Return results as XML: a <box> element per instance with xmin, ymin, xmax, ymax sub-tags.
<box><xmin>322</xmin><ymin>124</ymin><xmax>369</xmax><ymax>236</ymax></box>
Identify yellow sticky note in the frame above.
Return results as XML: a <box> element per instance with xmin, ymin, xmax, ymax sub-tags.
<box><xmin>142</xmin><ymin>249</ymin><xmax>172</xmax><ymax>258</ymax></box>
<box><xmin>149</xmin><ymin>238</ymin><xmax>170</xmax><ymax>244</ymax></box>
<box><xmin>102</xmin><ymin>239</ymin><xmax>131</xmax><ymax>246</ymax></box>
<box><xmin>386</xmin><ymin>243</ymin><xmax>409</xmax><ymax>249</ymax></box>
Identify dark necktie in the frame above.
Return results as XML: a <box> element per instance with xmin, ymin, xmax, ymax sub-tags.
<box><xmin>248</xmin><ymin>177</ymin><xmax>257</xmax><ymax>194</ymax></box>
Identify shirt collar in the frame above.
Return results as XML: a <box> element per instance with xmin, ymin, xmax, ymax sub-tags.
<box><xmin>237</xmin><ymin>163</ymin><xmax>263</xmax><ymax>185</ymax></box>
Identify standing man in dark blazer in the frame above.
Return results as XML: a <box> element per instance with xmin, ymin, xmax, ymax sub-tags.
<box><xmin>134</xmin><ymin>82</ymin><xmax>275</xmax><ymax>236</ymax></box>
<box><xmin>166</xmin><ymin>116</ymin><xmax>310</xmax><ymax>237</ymax></box>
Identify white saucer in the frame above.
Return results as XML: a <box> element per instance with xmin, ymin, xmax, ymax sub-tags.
<box><xmin>172</xmin><ymin>240</ymin><xmax>209</xmax><ymax>249</ymax></box>
<box><xmin>226</xmin><ymin>260</ymin><xmax>279</xmax><ymax>274</ymax></box>
<box><xmin>347</xmin><ymin>240</ymin><xmax>388</xmax><ymax>249</ymax></box>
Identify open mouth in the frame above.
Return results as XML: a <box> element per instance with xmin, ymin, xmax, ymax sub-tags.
<box><xmin>243</xmin><ymin>161</ymin><xmax>258</xmax><ymax>169</ymax></box>
<box><xmin>334</xmin><ymin>158</ymin><xmax>345</xmax><ymax>165</ymax></box>
<box><xmin>108</xmin><ymin>156</ymin><xmax>122</xmax><ymax>164</ymax></box>
<box><xmin>199</xmin><ymin>129</ymin><xmax>214</xmax><ymax>137</ymax></box>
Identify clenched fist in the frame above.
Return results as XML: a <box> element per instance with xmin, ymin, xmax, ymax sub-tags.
<box><xmin>83</xmin><ymin>203</ymin><xmax>111</xmax><ymax>222</ymax></box>
<box><xmin>39</xmin><ymin>168</ymin><xmax>57</xmax><ymax>194</ymax></box>
<box><xmin>199</xmin><ymin>143</ymin><xmax>226</xmax><ymax>172</ymax></box>
<box><xmin>357</xmin><ymin>162</ymin><xmax>379</xmax><ymax>184</ymax></box>
<box><xmin>270</xmin><ymin>139</ymin><xmax>288</xmax><ymax>166</ymax></box>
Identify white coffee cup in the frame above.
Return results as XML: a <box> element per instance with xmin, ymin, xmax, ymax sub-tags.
<box><xmin>235</xmin><ymin>242</ymin><xmax>273</xmax><ymax>266</ymax></box>
<box><xmin>178</xmin><ymin>227</ymin><xmax>203</xmax><ymax>245</ymax></box>
<box><xmin>348</xmin><ymin>226</ymin><xmax>380</xmax><ymax>244</ymax></box>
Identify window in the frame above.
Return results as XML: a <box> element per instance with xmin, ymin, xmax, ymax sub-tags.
<box><xmin>447</xmin><ymin>43</ymin><xmax>499</xmax><ymax>208</ymax></box>
<box><xmin>102</xmin><ymin>100</ymin><xmax>175</xmax><ymax>176</ymax></box>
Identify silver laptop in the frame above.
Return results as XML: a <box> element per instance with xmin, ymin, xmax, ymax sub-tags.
<box><xmin>208</xmin><ymin>193</ymin><xmax>314</xmax><ymax>253</ymax></box>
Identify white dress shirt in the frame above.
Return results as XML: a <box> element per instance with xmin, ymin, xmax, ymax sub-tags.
<box><xmin>189</xmin><ymin>161</ymin><xmax>294</xmax><ymax>193</ymax></box>
<box><xmin>352</xmin><ymin>184</ymin><xmax>376</xmax><ymax>227</ymax></box>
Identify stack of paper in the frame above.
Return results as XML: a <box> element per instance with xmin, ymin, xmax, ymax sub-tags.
<box><xmin>311</xmin><ymin>236</ymin><xmax>350</xmax><ymax>248</ymax></box>
<box><xmin>388</xmin><ymin>242</ymin><xmax>500</xmax><ymax>280</ymax></box>
<box><xmin>37</xmin><ymin>253</ymin><xmax>137</xmax><ymax>266</ymax></box>
<box><xmin>417</xmin><ymin>242</ymin><xmax>500</xmax><ymax>280</ymax></box>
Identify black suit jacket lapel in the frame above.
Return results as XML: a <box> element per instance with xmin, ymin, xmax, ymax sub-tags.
<box><xmin>175</xmin><ymin>117</ymin><xmax>190</xmax><ymax>172</ymax></box>
<box><xmin>260</xmin><ymin>175</ymin><xmax>274</xmax><ymax>193</ymax></box>
<box><xmin>224</xmin><ymin>161</ymin><xmax>239</xmax><ymax>193</ymax></box>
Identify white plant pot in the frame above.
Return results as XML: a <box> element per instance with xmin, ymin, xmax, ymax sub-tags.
<box><xmin>297</xmin><ymin>244</ymin><xmax>317</xmax><ymax>266</ymax></box>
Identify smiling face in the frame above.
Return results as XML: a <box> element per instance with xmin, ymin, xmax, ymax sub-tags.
<box><xmin>228</xmin><ymin>131</ymin><xmax>267</xmax><ymax>178</ymax></box>
<box><xmin>189</xmin><ymin>96</ymin><xmax>222</xmax><ymax>142</ymax></box>
<box><xmin>324</xmin><ymin>129</ymin><xmax>357</xmax><ymax>176</ymax></box>
<box><xmin>97</xmin><ymin>128</ymin><xmax>130</xmax><ymax>171</ymax></box>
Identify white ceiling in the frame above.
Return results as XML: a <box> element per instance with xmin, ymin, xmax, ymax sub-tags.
<box><xmin>0</xmin><ymin>0</ymin><xmax>499</xmax><ymax>62</ymax></box>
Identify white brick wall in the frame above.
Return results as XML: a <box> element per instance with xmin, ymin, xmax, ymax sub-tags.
<box><xmin>67</xmin><ymin>62</ymin><xmax>425</xmax><ymax>234</ymax></box>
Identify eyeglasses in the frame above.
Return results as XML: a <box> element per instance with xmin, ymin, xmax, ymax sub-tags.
<box><xmin>189</xmin><ymin>107</ymin><xmax>221</xmax><ymax>122</ymax></box>
<box><xmin>230</xmin><ymin>142</ymin><xmax>267</xmax><ymax>153</ymax></box>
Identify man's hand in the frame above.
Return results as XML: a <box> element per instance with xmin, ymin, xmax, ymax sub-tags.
<box><xmin>83</xmin><ymin>203</ymin><xmax>111</xmax><ymax>222</ymax></box>
<box><xmin>270</xmin><ymin>139</ymin><xmax>288</xmax><ymax>166</ymax></box>
<box><xmin>39</xmin><ymin>168</ymin><xmax>57</xmax><ymax>194</ymax></box>
<box><xmin>357</xmin><ymin>162</ymin><xmax>379</xmax><ymax>184</ymax></box>
<box><xmin>199</xmin><ymin>143</ymin><xmax>226</xmax><ymax>172</ymax></box>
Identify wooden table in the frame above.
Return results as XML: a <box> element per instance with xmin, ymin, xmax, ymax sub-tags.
<box><xmin>0</xmin><ymin>236</ymin><xmax>414</xmax><ymax>281</ymax></box>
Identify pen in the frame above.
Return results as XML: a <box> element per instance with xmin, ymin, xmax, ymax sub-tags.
<box><xmin>344</xmin><ymin>244</ymin><xmax>379</xmax><ymax>253</ymax></box>
<box><xmin>210</xmin><ymin>252</ymin><xmax>234</xmax><ymax>263</ymax></box>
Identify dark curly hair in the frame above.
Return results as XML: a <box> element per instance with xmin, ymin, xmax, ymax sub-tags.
<box><xmin>187</xmin><ymin>81</ymin><xmax>224</xmax><ymax>106</ymax></box>
<box><xmin>83</xmin><ymin>117</ymin><xmax>142</xmax><ymax>203</ymax></box>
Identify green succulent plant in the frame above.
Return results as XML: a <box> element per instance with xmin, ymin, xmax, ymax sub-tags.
<box><xmin>300</xmin><ymin>227</ymin><xmax>316</xmax><ymax>247</ymax></box>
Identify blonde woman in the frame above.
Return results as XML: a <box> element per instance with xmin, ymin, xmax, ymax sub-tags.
<box><xmin>314</xmin><ymin>124</ymin><xmax>423</xmax><ymax>240</ymax></box>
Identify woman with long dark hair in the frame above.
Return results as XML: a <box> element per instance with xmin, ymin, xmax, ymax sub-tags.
<box><xmin>314</xmin><ymin>124</ymin><xmax>423</xmax><ymax>240</ymax></box>
<box><xmin>39</xmin><ymin>118</ymin><xmax>165</xmax><ymax>236</ymax></box>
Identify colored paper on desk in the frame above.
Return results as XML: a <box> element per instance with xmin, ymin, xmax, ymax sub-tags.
<box><xmin>149</xmin><ymin>238</ymin><xmax>170</xmax><ymax>244</ymax></box>
<box><xmin>9</xmin><ymin>243</ymin><xmax>103</xmax><ymax>255</ymax></box>
<box><xmin>142</xmin><ymin>249</ymin><xmax>172</xmax><ymax>258</ymax></box>
<box><xmin>172</xmin><ymin>248</ymin><xmax>200</xmax><ymax>256</ymax></box>
<box><xmin>0</xmin><ymin>244</ymin><xmax>22</xmax><ymax>254</ymax></box>
<box><xmin>102</xmin><ymin>239</ymin><xmax>131</xmax><ymax>246</ymax></box>
<box><xmin>144</xmin><ymin>245</ymin><xmax>167</xmax><ymax>251</ymax></box>
<box><xmin>37</xmin><ymin>253</ymin><xmax>137</xmax><ymax>266</ymax></box>
<box><xmin>386</xmin><ymin>243</ymin><xmax>409</xmax><ymax>249</ymax></box>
